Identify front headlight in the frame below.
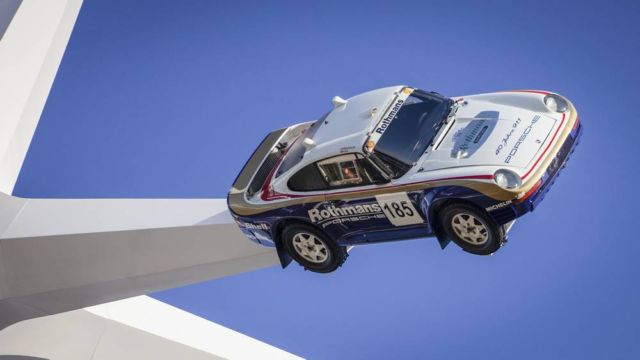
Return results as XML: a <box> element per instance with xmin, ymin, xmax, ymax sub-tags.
<box><xmin>543</xmin><ymin>94</ymin><xmax>568</xmax><ymax>113</ymax></box>
<box><xmin>494</xmin><ymin>169</ymin><xmax>522</xmax><ymax>190</ymax></box>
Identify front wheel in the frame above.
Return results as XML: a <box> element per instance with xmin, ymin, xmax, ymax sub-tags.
<box><xmin>440</xmin><ymin>203</ymin><xmax>504</xmax><ymax>255</ymax></box>
<box><xmin>282</xmin><ymin>224</ymin><xmax>347</xmax><ymax>273</ymax></box>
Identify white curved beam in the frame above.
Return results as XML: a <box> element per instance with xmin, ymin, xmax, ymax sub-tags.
<box><xmin>0</xmin><ymin>0</ymin><xmax>278</xmax><ymax>329</ymax></box>
<box><xmin>0</xmin><ymin>197</ymin><xmax>278</xmax><ymax>329</ymax></box>
<box><xmin>0</xmin><ymin>295</ymin><xmax>301</xmax><ymax>359</ymax></box>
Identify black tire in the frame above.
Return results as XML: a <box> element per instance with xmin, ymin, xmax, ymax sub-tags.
<box><xmin>440</xmin><ymin>203</ymin><xmax>504</xmax><ymax>255</ymax></box>
<box><xmin>282</xmin><ymin>224</ymin><xmax>347</xmax><ymax>273</ymax></box>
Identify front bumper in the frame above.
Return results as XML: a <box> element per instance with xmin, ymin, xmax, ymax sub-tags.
<box><xmin>517</xmin><ymin>120</ymin><xmax>583</xmax><ymax>214</ymax></box>
<box><xmin>488</xmin><ymin>120</ymin><xmax>583</xmax><ymax>224</ymax></box>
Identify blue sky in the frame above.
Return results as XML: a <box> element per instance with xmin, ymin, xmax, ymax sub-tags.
<box><xmin>16</xmin><ymin>0</ymin><xmax>640</xmax><ymax>358</ymax></box>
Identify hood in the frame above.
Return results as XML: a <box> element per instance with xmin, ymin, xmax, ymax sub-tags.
<box><xmin>422</xmin><ymin>98</ymin><xmax>560</xmax><ymax>172</ymax></box>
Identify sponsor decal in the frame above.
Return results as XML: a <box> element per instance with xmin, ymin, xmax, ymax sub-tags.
<box><xmin>486</xmin><ymin>200</ymin><xmax>512</xmax><ymax>212</ymax></box>
<box><xmin>237</xmin><ymin>220</ymin><xmax>269</xmax><ymax>231</ymax></box>
<box><xmin>457</xmin><ymin>120</ymin><xmax>488</xmax><ymax>152</ymax></box>
<box><xmin>307</xmin><ymin>192</ymin><xmax>424</xmax><ymax>228</ymax></box>
<box><xmin>340</xmin><ymin>146</ymin><xmax>356</xmax><ymax>153</ymax></box>
<box><xmin>319</xmin><ymin>214</ymin><xmax>387</xmax><ymax>228</ymax></box>
<box><xmin>366</xmin><ymin>88</ymin><xmax>413</xmax><ymax>150</ymax></box>
<box><xmin>308</xmin><ymin>203</ymin><xmax>383</xmax><ymax>223</ymax></box>
<box><xmin>474</xmin><ymin>125</ymin><xmax>488</xmax><ymax>143</ymax></box>
<box><xmin>495</xmin><ymin>118</ymin><xmax>522</xmax><ymax>156</ymax></box>
<box><xmin>504</xmin><ymin>115</ymin><xmax>540</xmax><ymax>164</ymax></box>
<box><xmin>374</xmin><ymin>99</ymin><xmax>404</xmax><ymax>136</ymax></box>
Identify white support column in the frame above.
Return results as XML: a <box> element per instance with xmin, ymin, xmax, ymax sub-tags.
<box><xmin>0</xmin><ymin>0</ymin><xmax>279</xmax><ymax>330</ymax></box>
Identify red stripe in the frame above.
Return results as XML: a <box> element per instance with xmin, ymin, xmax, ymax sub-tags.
<box><xmin>260</xmin><ymin>139</ymin><xmax>297</xmax><ymax>201</ymax></box>
<box><xmin>262</xmin><ymin>174</ymin><xmax>494</xmax><ymax>201</ymax></box>
<box><xmin>508</xmin><ymin>89</ymin><xmax>551</xmax><ymax>95</ymax></box>
<box><xmin>521</xmin><ymin>113</ymin><xmax>566</xmax><ymax>180</ymax></box>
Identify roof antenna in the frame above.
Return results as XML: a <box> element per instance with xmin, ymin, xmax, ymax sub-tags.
<box><xmin>332</xmin><ymin>96</ymin><xmax>348</xmax><ymax>108</ymax></box>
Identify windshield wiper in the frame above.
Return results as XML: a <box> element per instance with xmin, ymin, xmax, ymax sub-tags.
<box><xmin>430</xmin><ymin>99</ymin><xmax>459</xmax><ymax>149</ymax></box>
<box><xmin>373</xmin><ymin>150</ymin><xmax>411</xmax><ymax>178</ymax></box>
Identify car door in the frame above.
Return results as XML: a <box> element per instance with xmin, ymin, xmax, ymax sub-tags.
<box><xmin>316</xmin><ymin>154</ymin><xmax>426</xmax><ymax>244</ymax></box>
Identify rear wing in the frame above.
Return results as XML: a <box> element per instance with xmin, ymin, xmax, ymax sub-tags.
<box><xmin>228</xmin><ymin>122</ymin><xmax>311</xmax><ymax>210</ymax></box>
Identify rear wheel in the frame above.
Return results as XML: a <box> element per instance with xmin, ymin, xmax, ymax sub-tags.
<box><xmin>282</xmin><ymin>224</ymin><xmax>347</xmax><ymax>273</ymax></box>
<box><xmin>440</xmin><ymin>203</ymin><xmax>504</xmax><ymax>255</ymax></box>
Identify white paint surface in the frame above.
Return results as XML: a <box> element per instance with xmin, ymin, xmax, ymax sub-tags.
<box><xmin>0</xmin><ymin>296</ymin><xmax>301</xmax><ymax>359</ymax></box>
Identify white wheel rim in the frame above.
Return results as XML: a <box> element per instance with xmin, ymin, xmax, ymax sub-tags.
<box><xmin>292</xmin><ymin>232</ymin><xmax>329</xmax><ymax>263</ymax></box>
<box><xmin>451</xmin><ymin>213</ymin><xmax>489</xmax><ymax>245</ymax></box>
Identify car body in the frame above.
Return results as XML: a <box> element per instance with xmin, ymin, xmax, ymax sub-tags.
<box><xmin>228</xmin><ymin>86</ymin><xmax>582</xmax><ymax>272</ymax></box>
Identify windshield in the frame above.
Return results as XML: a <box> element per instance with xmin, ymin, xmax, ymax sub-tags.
<box><xmin>370</xmin><ymin>90</ymin><xmax>452</xmax><ymax>178</ymax></box>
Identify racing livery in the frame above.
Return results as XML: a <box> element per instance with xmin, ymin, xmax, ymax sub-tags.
<box><xmin>228</xmin><ymin>86</ymin><xmax>582</xmax><ymax>273</ymax></box>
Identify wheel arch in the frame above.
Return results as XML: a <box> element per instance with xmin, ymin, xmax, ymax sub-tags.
<box><xmin>272</xmin><ymin>218</ymin><xmax>330</xmax><ymax>268</ymax></box>
<box><xmin>427</xmin><ymin>197</ymin><xmax>491</xmax><ymax>250</ymax></box>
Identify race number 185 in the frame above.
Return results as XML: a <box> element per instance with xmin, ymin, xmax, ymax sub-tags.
<box><xmin>375</xmin><ymin>192</ymin><xmax>423</xmax><ymax>227</ymax></box>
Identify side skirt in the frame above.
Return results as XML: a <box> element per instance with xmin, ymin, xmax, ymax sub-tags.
<box><xmin>336</xmin><ymin>225</ymin><xmax>433</xmax><ymax>246</ymax></box>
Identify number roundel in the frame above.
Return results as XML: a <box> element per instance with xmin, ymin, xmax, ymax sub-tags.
<box><xmin>375</xmin><ymin>193</ymin><xmax>423</xmax><ymax>226</ymax></box>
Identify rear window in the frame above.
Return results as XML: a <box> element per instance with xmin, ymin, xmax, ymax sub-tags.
<box><xmin>288</xmin><ymin>163</ymin><xmax>327</xmax><ymax>191</ymax></box>
<box><xmin>247</xmin><ymin>148</ymin><xmax>284</xmax><ymax>197</ymax></box>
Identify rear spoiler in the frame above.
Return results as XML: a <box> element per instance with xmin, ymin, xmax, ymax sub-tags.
<box><xmin>228</xmin><ymin>122</ymin><xmax>312</xmax><ymax>213</ymax></box>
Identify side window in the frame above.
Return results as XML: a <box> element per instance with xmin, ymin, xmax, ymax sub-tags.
<box><xmin>317</xmin><ymin>154</ymin><xmax>387</xmax><ymax>190</ymax></box>
<box><xmin>288</xmin><ymin>153</ymin><xmax>387</xmax><ymax>192</ymax></box>
<box><xmin>360</xmin><ymin>156</ymin><xmax>388</xmax><ymax>184</ymax></box>
<box><xmin>288</xmin><ymin>163</ymin><xmax>327</xmax><ymax>191</ymax></box>
<box><xmin>318</xmin><ymin>154</ymin><xmax>363</xmax><ymax>187</ymax></box>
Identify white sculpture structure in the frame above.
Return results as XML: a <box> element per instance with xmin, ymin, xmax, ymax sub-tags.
<box><xmin>0</xmin><ymin>1</ymin><xmax>297</xmax><ymax>358</ymax></box>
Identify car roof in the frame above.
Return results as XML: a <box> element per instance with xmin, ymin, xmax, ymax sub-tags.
<box><xmin>302</xmin><ymin>85</ymin><xmax>404</xmax><ymax>164</ymax></box>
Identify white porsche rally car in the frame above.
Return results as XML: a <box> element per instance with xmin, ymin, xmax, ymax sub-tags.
<box><xmin>228</xmin><ymin>86</ymin><xmax>582</xmax><ymax>273</ymax></box>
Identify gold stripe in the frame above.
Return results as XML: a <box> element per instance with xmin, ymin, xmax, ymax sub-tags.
<box><xmin>229</xmin><ymin>179</ymin><xmax>512</xmax><ymax>216</ymax></box>
<box><xmin>228</xmin><ymin>192</ymin><xmax>325</xmax><ymax>216</ymax></box>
